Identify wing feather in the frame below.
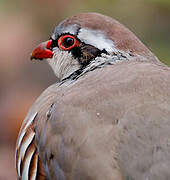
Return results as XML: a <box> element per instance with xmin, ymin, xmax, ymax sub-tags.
<box><xmin>15</xmin><ymin>112</ymin><xmax>46</xmax><ymax>180</ymax></box>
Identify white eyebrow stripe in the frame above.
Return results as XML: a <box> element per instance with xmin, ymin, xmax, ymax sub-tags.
<box><xmin>52</xmin><ymin>24</ymin><xmax>80</xmax><ymax>39</ymax></box>
<box><xmin>77</xmin><ymin>28</ymin><xmax>118</xmax><ymax>53</ymax></box>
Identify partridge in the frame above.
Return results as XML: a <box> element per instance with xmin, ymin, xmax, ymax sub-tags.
<box><xmin>15</xmin><ymin>13</ymin><xmax>170</xmax><ymax>180</ymax></box>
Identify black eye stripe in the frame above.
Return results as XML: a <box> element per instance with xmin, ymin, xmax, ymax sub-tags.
<box><xmin>50</xmin><ymin>39</ymin><xmax>58</xmax><ymax>49</ymax></box>
<box><xmin>49</xmin><ymin>33</ymin><xmax>108</xmax><ymax>60</ymax></box>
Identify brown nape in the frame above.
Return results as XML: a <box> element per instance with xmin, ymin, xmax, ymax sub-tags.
<box><xmin>61</xmin><ymin>13</ymin><xmax>157</xmax><ymax>60</ymax></box>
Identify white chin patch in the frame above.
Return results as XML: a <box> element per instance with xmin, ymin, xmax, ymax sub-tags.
<box><xmin>47</xmin><ymin>48</ymin><xmax>81</xmax><ymax>80</ymax></box>
<box><xmin>77</xmin><ymin>28</ymin><xmax>117</xmax><ymax>53</ymax></box>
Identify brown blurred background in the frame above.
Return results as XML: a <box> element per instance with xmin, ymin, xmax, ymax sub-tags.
<box><xmin>0</xmin><ymin>0</ymin><xmax>170</xmax><ymax>179</ymax></box>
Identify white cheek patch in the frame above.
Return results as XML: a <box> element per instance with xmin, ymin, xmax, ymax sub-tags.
<box><xmin>47</xmin><ymin>48</ymin><xmax>81</xmax><ymax>79</ymax></box>
<box><xmin>78</xmin><ymin>28</ymin><xmax>118</xmax><ymax>53</ymax></box>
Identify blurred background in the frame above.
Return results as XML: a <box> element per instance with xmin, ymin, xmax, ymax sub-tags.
<box><xmin>0</xmin><ymin>0</ymin><xmax>170</xmax><ymax>179</ymax></box>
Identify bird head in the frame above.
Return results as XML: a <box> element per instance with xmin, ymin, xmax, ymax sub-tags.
<box><xmin>31</xmin><ymin>13</ymin><xmax>158</xmax><ymax>81</ymax></box>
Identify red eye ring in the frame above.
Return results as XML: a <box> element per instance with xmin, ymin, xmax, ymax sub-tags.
<box><xmin>58</xmin><ymin>35</ymin><xmax>79</xmax><ymax>51</ymax></box>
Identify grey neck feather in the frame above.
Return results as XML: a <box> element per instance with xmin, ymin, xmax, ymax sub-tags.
<box><xmin>60</xmin><ymin>50</ymin><xmax>133</xmax><ymax>85</ymax></box>
<box><xmin>59</xmin><ymin>49</ymin><xmax>163</xmax><ymax>86</ymax></box>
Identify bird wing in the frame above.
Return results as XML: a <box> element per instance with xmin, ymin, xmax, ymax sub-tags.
<box><xmin>16</xmin><ymin>61</ymin><xmax>170</xmax><ymax>180</ymax></box>
<box><xmin>15</xmin><ymin>112</ymin><xmax>46</xmax><ymax>180</ymax></box>
<box><xmin>15</xmin><ymin>82</ymin><xmax>63</xmax><ymax>180</ymax></box>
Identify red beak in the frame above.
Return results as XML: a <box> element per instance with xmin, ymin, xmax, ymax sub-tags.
<box><xmin>30</xmin><ymin>40</ymin><xmax>53</xmax><ymax>60</ymax></box>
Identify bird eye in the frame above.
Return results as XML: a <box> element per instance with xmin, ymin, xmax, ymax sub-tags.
<box><xmin>58</xmin><ymin>35</ymin><xmax>79</xmax><ymax>50</ymax></box>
